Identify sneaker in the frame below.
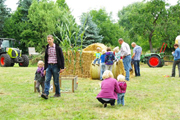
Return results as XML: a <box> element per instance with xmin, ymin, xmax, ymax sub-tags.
<box><xmin>171</xmin><ymin>76</ymin><xmax>175</xmax><ymax>77</ymax></box>
<box><xmin>51</xmin><ymin>94</ymin><xmax>61</xmax><ymax>98</ymax></box>
<box><xmin>38</xmin><ymin>92</ymin><xmax>41</xmax><ymax>97</ymax></box>
<box><xmin>92</xmin><ymin>64</ymin><xmax>95</xmax><ymax>66</ymax></box>
<box><xmin>96</xmin><ymin>64</ymin><xmax>100</xmax><ymax>66</ymax></box>
<box><xmin>41</xmin><ymin>93</ymin><xmax>48</xmax><ymax>99</ymax></box>
<box><xmin>104</xmin><ymin>103</ymin><xmax>107</xmax><ymax>108</ymax></box>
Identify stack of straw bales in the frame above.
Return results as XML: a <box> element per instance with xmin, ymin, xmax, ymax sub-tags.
<box><xmin>61</xmin><ymin>43</ymin><xmax>134</xmax><ymax>79</ymax></box>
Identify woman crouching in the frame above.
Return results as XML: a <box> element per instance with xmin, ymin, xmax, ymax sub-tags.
<box><xmin>96</xmin><ymin>70</ymin><xmax>121</xmax><ymax>108</ymax></box>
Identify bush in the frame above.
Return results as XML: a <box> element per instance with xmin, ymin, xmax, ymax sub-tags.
<box><xmin>29</xmin><ymin>53</ymin><xmax>44</xmax><ymax>66</ymax></box>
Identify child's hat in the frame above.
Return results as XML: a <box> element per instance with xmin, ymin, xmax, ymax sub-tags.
<box><xmin>97</xmin><ymin>47</ymin><xmax>101</xmax><ymax>50</ymax></box>
<box><xmin>102</xmin><ymin>49</ymin><xmax>106</xmax><ymax>54</ymax></box>
<box><xmin>114</xmin><ymin>46</ymin><xmax>119</xmax><ymax>51</ymax></box>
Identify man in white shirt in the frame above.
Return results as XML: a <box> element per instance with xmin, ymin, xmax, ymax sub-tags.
<box><xmin>118</xmin><ymin>38</ymin><xmax>131</xmax><ymax>81</ymax></box>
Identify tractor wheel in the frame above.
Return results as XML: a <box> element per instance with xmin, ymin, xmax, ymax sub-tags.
<box><xmin>147</xmin><ymin>55</ymin><xmax>161</xmax><ymax>67</ymax></box>
<box><xmin>19</xmin><ymin>55</ymin><xmax>29</xmax><ymax>67</ymax></box>
<box><xmin>158</xmin><ymin>59</ymin><xmax>164</xmax><ymax>67</ymax></box>
<box><xmin>0</xmin><ymin>54</ymin><xmax>11</xmax><ymax>67</ymax></box>
<box><xmin>10</xmin><ymin>63</ymin><xmax>15</xmax><ymax>67</ymax></box>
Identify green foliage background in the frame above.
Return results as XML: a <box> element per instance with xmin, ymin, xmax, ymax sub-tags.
<box><xmin>1</xmin><ymin>0</ymin><xmax>180</xmax><ymax>53</ymax></box>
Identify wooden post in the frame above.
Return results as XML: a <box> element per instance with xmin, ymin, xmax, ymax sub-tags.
<box><xmin>52</xmin><ymin>75</ymin><xmax>78</xmax><ymax>93</ymax></box>
<box><xmin>53</xmin><ymin>76</ymin><xmax>62</xmax><ymax>92</ymax></box>
<box><xmin>59</xmin><ymin>76</ymin><xmax>62</xmax><ymax>88</ymax></box>
<box><xmin>72</xmin><ymin>78</ymin><xmax>74</xmax><ymax>92</ymax></box>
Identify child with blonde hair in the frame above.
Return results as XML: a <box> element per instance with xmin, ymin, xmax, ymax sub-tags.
<box><xmin>34</xmin><ymin>60</ymin><xmax>45</xmax><ymax>96</ymax></box>
<box><xmin>92</xmin><ymin>47</ymin><xmax>101</xmax><ymax>66</ymax></box>
<box><xmin>117</xmin><ymin>74</ymin><xmax>127</xmax><ymax>106</ymax></box>
<box><xmin>114</xmin><ymin>46</ymin><xmax>121</xmax><ymax>61</ymax></box>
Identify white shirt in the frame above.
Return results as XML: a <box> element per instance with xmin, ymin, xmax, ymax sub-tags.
<box><xmin>120</xmin><ymin>42</ymin><xmax>131</xmax><ymax>57</ymax></box>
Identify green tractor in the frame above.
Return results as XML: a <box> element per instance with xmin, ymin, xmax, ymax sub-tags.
<box><xmin>140</xmin><ymin>43</ymin><xmax>167</xmax><ymax>67</ymax></box>
<box><xmin>0</xmin><ymin>38</ymin><xmax>29</xmax><ymax>67</ymax></box>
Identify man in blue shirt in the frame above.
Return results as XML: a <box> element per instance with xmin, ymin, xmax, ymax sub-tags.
<box><xmin>171</xmin><ymin>44</ymin><xmax>180</xmax><ymax>77</ymax></box>
<box><xmin>118</xmin><ymin>38</ymin><xmax>131</xmax><ymax>81</ymax></box>
<box><xmin>131</xmin><ymin>42</ymin><xmax>142</xmax><ymax>77</ymax></box>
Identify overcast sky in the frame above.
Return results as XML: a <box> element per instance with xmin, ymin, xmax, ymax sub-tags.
<box><xmin>5</xmin><ymin>0</ymin><xmax>178</xmax><ymax>24</ymax></box>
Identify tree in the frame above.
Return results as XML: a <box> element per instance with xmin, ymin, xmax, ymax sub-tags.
<box><xmin>3</xmin><ymin>0</ymin><xmax>33</xmax><ymax>53</ymax></box>
<box><xmin>3</xmin><ymin>0</ymin><xmax>76</xmax><ymax>53</ymax></box>
<box><xmin>90</xmin><ymin>8</ymin><xmax>122</xmax><ymax>46</ymax></box>
<box><xmin>17</xmin><ymin>0</ymin><xmax>32</xmax><ymax>21</ymax></box>
<box><xmin>161</xmin><ymin>1</ymin><xmax>180</xmax><ymax>50</ymax></box>
<box><xmin>27</xmin><ymin>0</ymin><xmax>70</xmax><ymax>51</ymax></box>
<box><xmin>78</xmin><ymin>13</ymin><xmax>103</xmax><ymax>48</ymax></box>
<box><xmin>0</xmin><ymin>0</ymin><xmax>11</xmax><ymax>37</ymax></box>
<box><xmin>56</xmin><ymin>0</ymin><xmax>69</xmax><ymax>10</ymax></box>
<box><xmin>54</xmin><ymin>0</ymin><xmax>78</xmax><ymax>45</ymax></box>
<box><xmin>118</xmin><ymin>0</ymin><xmax>169</xmax><ymax>52</ymax></box>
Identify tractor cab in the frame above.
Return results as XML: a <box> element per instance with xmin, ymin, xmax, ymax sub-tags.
<box><xmin>0</xmin><ymin>38</ymin><xmax>15</xmax><ymax>53</ymax></box>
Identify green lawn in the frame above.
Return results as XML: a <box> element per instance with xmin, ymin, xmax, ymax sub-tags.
<box><xmin>0</xmin><ymin>64</ymin><xmax>179</xmax><ymax>120</ymax></box>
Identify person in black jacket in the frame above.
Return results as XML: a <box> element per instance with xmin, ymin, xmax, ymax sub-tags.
<box><xmin>41</xmin><ymin>35</ymin><xmax>64</xmax><ymax>99</ymax></box>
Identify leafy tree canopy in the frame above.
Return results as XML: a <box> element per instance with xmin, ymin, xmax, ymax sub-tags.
<box><xmin>0</xmin><ymin>0</ymin><xmax>11</xmax><ymax>36</ymax></box>
<box><xmin>118</xmin><ymin>0</ymin><xmax>178</xmax><ymax>52</ymax></box>
<box><xmin>90</xmin><ymin>8</ymin><xmax>122</xmax><ymax>46</ymax></box>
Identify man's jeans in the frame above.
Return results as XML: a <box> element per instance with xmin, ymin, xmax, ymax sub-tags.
<box><xmin>100</xmin><ymin>63</ymin><xmax>106</xmax><ymax>80</ymax></box>
<box><xmin>93</xmin><ymin>58</ymin><xmax>100</xmax><ymax>64</ymax></box>
<box><xmin>117</xmin><ymin>93</ymin><xmax>125</xmax><ymax>105</ymax></box>
<box><xmin>105</xmin><ymin>65</ymin><xmax>113</xmax><ymax>71</ymax></box>
<box><xmin>123</xmin><ymin>55</ymin><xmax>131</xmax><ymax>81</ymax></box>
<box><xmin>134</xmin><ymin>60</ymin><xmax>140</xmax><ymax>76</ymax></box>
<box><xmin>44</xmin><ymin>64</ymin><xmax>60</xmax><ymax>95</ymax></box>
<box><xmin>171</xmin><ymin>59</ymin><xmax>180</xmax><ymax>77</ymax></box>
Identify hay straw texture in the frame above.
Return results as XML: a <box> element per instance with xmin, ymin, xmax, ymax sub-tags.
<box><xmin>61</xmin><ymin>43</ymin><xmax>134</xmax><ymax>79</ymax></box>
<box><xmin>83</xmin><ymin>43</ymin><xmax>107</xmax><ymax>52</ymax></box>
<box><xmin>90</xmin><ymin>61</ymin><xmax>101</xmax><ymax>79</ymax></box>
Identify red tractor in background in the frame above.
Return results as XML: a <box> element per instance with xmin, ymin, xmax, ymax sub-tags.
<box><xmin>140</xmin><ymin>43</ymin><xmax>167</xmax><ymax>67</ymax></box>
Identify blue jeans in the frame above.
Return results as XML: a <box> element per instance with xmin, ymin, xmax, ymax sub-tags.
<box><xmin>117</xmin><ymin>93</ymin><xmax>125</xmax><ymax>105</ymax></box>
<box><xmin>93</xmin><ymin>58</ymin><xmax>100</xmax><ymax>64</ymax></box>
<box><xmin>100</xmin><ymin>63</ymin><xmax>106</xmax><ymax>80</ymax></box>
<box><xmin>134</xmin><ymin>60</ymin><xmax>140</xmax><ymax>76</ymax></box>
<box><xmin>123</xmin><ymin>55</ymin><xmax>131</xmax><ymax>81</ymax></box>
<box><xmin>105</xmin><ymin>65</ymin><xmax>113</xmax><ymax>71</ymax></box>
<box><xmin>44</xmin><ymin>64</ymin><xmax>60</xmax><ymax>95</ymax></box>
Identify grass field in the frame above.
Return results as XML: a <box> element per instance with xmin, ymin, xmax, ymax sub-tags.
<box><xmin>0</xmin><ymin>64</ymin><xmax>179</xmax><ymax>120</ymax></box>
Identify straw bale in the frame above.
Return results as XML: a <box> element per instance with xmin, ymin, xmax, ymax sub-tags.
<box><xmin>83</xmin><ymin>43</ymin><xmax>107</xmax><ymax>52</ymax></box>
<box><xmin>90</xmin><ymin>62</ymin><xmax>101</xmax><ymax>79</ymax></box>
<box><xmin>61</xmin><ymin>43</ymin><xmax>134</xmax><ymax>79</ymax></box>
<box><xmin>112</xmin><ymin>60</ymin><xmax>126</xmax><ymax>79</ymax></box>
<box><xmin>130</xmin><ymin>63</ymin><xmax>134</xmax><ymax>78</ymax></box>
<box><xmin>90</xmin><ymin>59</ymin><xmax>134</xmax><ymax>79</ymax></box>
